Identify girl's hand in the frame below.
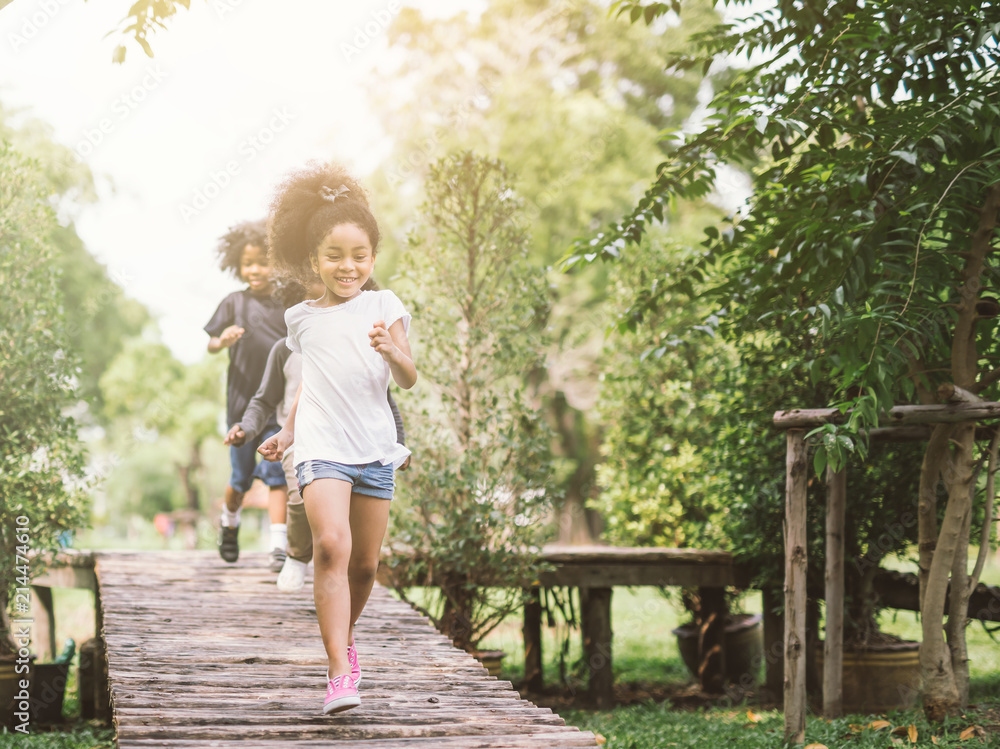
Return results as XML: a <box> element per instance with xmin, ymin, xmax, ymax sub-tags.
<box><xmin>371</xmin><ymin>319</ymin><xmax>417</xmax><ymax>389</ymax></box>
<box><xmin>258</xmin><ymin>428</ymin><xmax>293</xmax><ymax>462</ymax></box>
<box><xmin>369</xmin><ymin>320</ymin><xmax>397</xmax><ymax>359</ymax></box>
<box><xmin>224</xmin><ymin>424</ymin><xmax>246</xmax><ymax>447</ymax></box>
<box><xmin>219</xmin><ymin>325</ymin><xmax>245</xmax><ymax>348</ymax></box>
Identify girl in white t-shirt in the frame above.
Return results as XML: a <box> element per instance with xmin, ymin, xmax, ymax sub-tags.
<box><xmin>258</xmin><ymin>163</ymin><xmax>417</xmax><ymax>714</ymax></box>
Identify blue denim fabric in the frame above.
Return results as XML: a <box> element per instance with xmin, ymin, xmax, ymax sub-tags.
<box><xmin>296</xmin><ymin>459</ymin><xmax>395</xmax><ymax>500</ymax></box>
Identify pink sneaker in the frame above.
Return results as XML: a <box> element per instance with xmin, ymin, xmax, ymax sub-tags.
<box><xmin>347</xmin><ymin>641</ymin><xmax>362</xmax><ymax>686</ymax></box>
<box><xmin>324</xmin><ymin>673</ymin><xmax>360</xmax><ymax>714</ymax></box>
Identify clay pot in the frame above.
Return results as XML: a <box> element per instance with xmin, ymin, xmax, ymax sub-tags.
<box><xmin>817</xmin><ymin>640</ymin><xmax>920</xmax><ymax>713</ymax></box>
<box><xmin>673</xmin><ymin>613</ymin><xmax>764</xmax><ymax>684</ymax></box>
<box><xmin>473</xmin><ymin>649</ymin><xmax>507</xmax><ymax>677</ymax></box>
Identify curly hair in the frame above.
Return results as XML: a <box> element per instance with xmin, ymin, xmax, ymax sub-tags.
<box><xmin>267</xmin><ymin>162</ymin><xmax>381</xmax><ymax>280</ymax></box>
<box><xmin>216</xmin><ymin>219</ymin><xmax>269</xmax><ymax>279</ymax></box>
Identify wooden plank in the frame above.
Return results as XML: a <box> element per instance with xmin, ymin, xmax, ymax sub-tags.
<box><xmin>522</xmin><ymin>588</ymin><xmax>543</xmax><ymax>692</ymax></box>
<box><xmin>761</xmin><ymin>587</ymin><xmax>783</xmax><ymax>701</ymax></box>
<box><xmin>697</xmin><ymin>587</ymin><xmax>726</xmax><ymax>695</ymax></box>
<box><xmin>117</xmin><ymin>730</ymin><xmax>599</xmax><ymax>747</ymax></box>
<box><xmin>96</xmin><ymin>551</ymin><xmax>597</xmax><ymax>748</ymax></box>
<box><xmin>116</xmin><ymin>722</ymin><xmax>588</xmax><ymax>742</ymax></box>
<box><xmin>774</xmin><ymin>401</ymin><xmax>1000</xmax><ymax>429</ymax></box>
<box><xmin>579</xmin><ymin>587</ymin><xmax>612</xmax><ymax>709</ymax></box>
<box><xmin>784</xmin><ymin>430</ymin><xmax>808</xmax><ymax>744</ymax></box>
<box><xmin>823</xmin><ymin>466</ymin><xmax>846</xmax><ymax>718</ymax></box>
<box><xmin>383</xmin><ymin>545</ymin><xmax>746</xmax><ymax>589</ymax></box>
<box><xmin>540</xmin><ymin>545</ymin><xmax>733</xmax><ymax>564</ymax></box>
<box><xmin>30</xmin><ymin>585</ymin><xmax>56</xmax><ymax>661</ymax></box>
<box><xmin>537</xmin><ymin>563</ymin><xmax>737</xmax><ymax>589</ymax></box>
<box><xmin>31</xmin><ymin>563</ymin><xmax>97</xmax><ymax>591</ymax></box>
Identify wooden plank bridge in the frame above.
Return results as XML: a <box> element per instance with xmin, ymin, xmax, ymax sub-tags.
<box><xmin>95</xmin><ymin>551</ymin><xmax>597</xmax><ymax>748</ymax></box>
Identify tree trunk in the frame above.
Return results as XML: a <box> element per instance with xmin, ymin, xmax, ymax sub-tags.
<box><xmin>176</xmin><ymin>440</ymin><xmax>203</xmax><ymax>512</ymax></box>
<box><xmin>551</xmin><ymin>391</ymin><xmax>602</xmax><ymax>544</ymax></box>
<box><xmin>918</xmin><ymin>425</ymin><xmax>951</xmax><ymax>609</ymax></box>
<box><xmin>439</xmin><ymin>575</ymin><xmax>477</xmax><ymax>652</ymax></box>
<box><xmin>920</xmin><ymin>184</ymin><xmax>1000</xmax><ymax>720</ymax></box>
<box><xmin>922</xmin><ymin>427</ymin><xmax>973</xmax><ymax>720</ymax></box>
<box><xmin>946</xmin><ymin>499</ymin><xmax>972</xmax><ymax>707</ymax></box>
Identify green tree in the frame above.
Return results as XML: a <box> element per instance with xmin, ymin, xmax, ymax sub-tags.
<box><xmin>575</xmin><ymin>0</ymin><xmax>1000</xmax><ymax>722</ymax></box>
<box><xmin>0</xmin><ymin>142</ymin><xmax>89</xmax><ymax>653</ymax></box>
<box><xmin>374</xmin><ymin>0</ymin><xmax>716</xmax><ymax>264</ymax></box>
<box><xmin>593</xmin><ymin>235</ymin><xmax>734</xmax><ymax>549</ymax></box>
<box><xmin>372</xmin><ymin>0</ymin><xmax>721</xmax><ymax>543</ymax></box>
<box><xmin>0</xmin><ymin>104</ymin><xmax>150</xmax><ymax>412</ymax></box>
<box><xmin>99</xmin><ymin>338</ymin><xmax>226</xmax><ymax>523</ymax></box>
<box><xmin>385</xmin><ymin>153</ymin><xmax>556</xmax><ymax>653</ymax></box>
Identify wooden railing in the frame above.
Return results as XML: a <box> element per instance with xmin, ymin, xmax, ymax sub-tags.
<box><xmin>378</xmin><ymin>544</ymin><xmax>752</xmax><ymax>708</ymax></box>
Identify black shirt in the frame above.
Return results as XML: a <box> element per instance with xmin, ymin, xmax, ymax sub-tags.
<box><xmin>204</xmin><ymin>289</ymin><xmax>287</xmax><ymax>427</ymax></box>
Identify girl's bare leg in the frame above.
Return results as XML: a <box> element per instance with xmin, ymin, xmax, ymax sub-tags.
<box><xmin>303</xmin><ymin>478</ymin><xmax>352</xmax><ymax>678</ymax></box>
<box><xmin>346</xmin><ymin>494</ymin><xmax>391</xmax><ymax>644</ymax></box>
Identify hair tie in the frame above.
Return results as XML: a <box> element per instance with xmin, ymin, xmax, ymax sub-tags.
<box><xmin>319</xmin><ymin>185</ymin><xmax>350</xmax><ymax>204</ymax></box>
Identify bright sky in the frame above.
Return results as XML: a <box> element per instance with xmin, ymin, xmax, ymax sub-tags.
<box><xmin>0</xmin><ymin>0</ymin><xmax>469</xmax><ymax>363</ymax></box>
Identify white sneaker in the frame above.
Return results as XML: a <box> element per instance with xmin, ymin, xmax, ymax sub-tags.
<box><xmin>276</xmin><ymin>557</ymin><xmax>307</xmax><ymax>592</ymax></box>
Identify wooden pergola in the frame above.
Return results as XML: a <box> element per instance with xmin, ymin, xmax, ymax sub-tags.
<box><xmin>774</xmin><ymin>397</ymin><xmax>1000</xmax><ymax>743</ymax></box>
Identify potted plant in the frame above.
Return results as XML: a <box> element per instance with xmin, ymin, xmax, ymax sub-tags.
<box><xmin>671</xmin><ymin>588</ymin><xmax>764</xmax><ymax>687</ymax></box>
<box><xmin>382</xmin><ymin>152</ymin><xmax>558</xmax><ymax>658</ymax></box>
<box><xmin>0</xmin><ymin>143</ymin><xmax>90</xmax><ymax>728</ymax></box>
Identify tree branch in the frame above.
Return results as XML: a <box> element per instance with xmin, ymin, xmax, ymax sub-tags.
<box><xmin>969</xmin><ymin>427</ymin><xmax>999</xmax><ymax>593</ymax></box>
<box><xmin>973</xmin><ymin>367</ymin><xmax>1000</xmax><ymax>395</ymax></box>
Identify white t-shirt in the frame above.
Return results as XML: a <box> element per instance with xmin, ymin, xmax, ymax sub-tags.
<box><xmin>285</xmin><ymin>289</ymin><xmax>412</xmax><ymax>469</ymax></box>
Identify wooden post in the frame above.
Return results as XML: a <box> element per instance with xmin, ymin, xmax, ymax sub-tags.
<box><xmin>824</xmin><ymin>466</ymin><xmax>846</xmax><ymax>718</ymax></box>
<box><xmin>31</xmin><ymin>585</ymin><xmax>57</xmax><ymax>661</ymax></box>
<box><xmin>784</xmin><ymin>429</ymin><xmax>808</xmax><ymax>744</ymax></box>
<box><xmin>522</xmin><ymin>587</ymin><xmax>544</xmax><ymax>692</ymax></box>
<box><xmin>580</xmin><ymin>587</ymin><xmax>613</xmax><ymax>709</ymax></box>
<box><xmin>762</xmin><ymin>587</ymin><xmax>784</xmax><ymax>702</ymax></box>
<box><xmin>697</xmin><ymin>586</ymin><xmax>727</xmax><ymax>694</ymax></box>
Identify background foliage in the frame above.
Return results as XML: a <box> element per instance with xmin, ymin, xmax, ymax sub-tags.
<box><xmin>386</xmin><ymin>153</ymin><xmax>556</xmax><ymax>651</ymax></box>
<box><xmin>0</xmin><ymin>142</ymin><xmax>89</xmax><ymax>639</ymax></box>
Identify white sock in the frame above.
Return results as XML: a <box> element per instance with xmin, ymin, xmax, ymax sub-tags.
<box><xmin>270</xmin><ymin>523</ymin><xmax>287</xmax><ymax>551</ymax></box>
<box><xmin>221</xmin><ymin>507</ymin><xmax>241</xmax><ymax>528</ymax></box>
<box><xmin>276</xmin><ymin>558</ymin><xmax>307</xmax><ymax>593</ymax></box>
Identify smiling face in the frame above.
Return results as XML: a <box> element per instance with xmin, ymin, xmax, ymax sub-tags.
<box><xmin>239</xmin><ymin>244</ymin><xmax>272</xmax><ymax>294</ymax></box>
<box><xmin>311</xmin><ymin>222</ymin><xmax>375</xmax><ymax>305</ymax></box>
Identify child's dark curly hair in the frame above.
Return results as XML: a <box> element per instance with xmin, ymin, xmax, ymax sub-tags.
<box><xmin>267</xmin><ymin>162</ymin><xmax>381</xmax><ymax>280</ymax></box>
<box><xmin>216</xmin><ymin>219</ymin><xmax>269</xmax><ymax>279</ymax></box>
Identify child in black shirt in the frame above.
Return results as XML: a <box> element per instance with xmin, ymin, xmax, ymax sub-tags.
<box><xmin>204</xmin><ymin>220</ymin><xmax>289</xmax><ymax>568</ymax></box>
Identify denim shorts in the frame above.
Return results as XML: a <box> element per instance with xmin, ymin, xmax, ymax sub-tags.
<box><xmin>296</xmin><ymin>460</ymin><xmax>395</xmax><ymax>500</ymax></box>
<box><xmin>229</xmin><ymin>423</ymin><xmax>288</xmax><ymax>493</ymax></box>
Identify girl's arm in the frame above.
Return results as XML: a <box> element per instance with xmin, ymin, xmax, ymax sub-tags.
<box><xmin>369</xmin><ymin>319</ymin><xmax>417</xmax><ymax>389</ymax></box>
<box><xmin>258</xmin><ymin>383</ymin><xmax>300</xmax><ymax>461</ymax></box>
